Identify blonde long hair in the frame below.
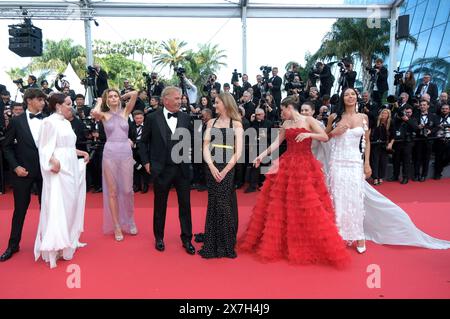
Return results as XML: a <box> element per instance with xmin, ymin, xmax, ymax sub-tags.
<box><xmin>217</xmin><ymin>92</ymin><xmax>242</xmax><ymax>122</ymax></box>
<box><xmin>377</xmin><ymin>108</ymin><xmax>392</xmax><ymax>132</ymax></box>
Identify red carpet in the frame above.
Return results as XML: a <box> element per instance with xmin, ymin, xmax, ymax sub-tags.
<box><xmin>0</xmin><ymin>179</ymin><xmax>449</xmax><ymax>299</ymax></box>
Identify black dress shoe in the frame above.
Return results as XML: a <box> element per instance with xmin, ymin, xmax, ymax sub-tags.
<box><xmin>141</xmin><ymin>185</ymin><xmax>148</xmax><ymax>194</ymax></box>
<box><xmin>433</xmin><ymin>175</ymin><xmax>441</xmax><ymax>180</ymax></box>
<box><xmin>400</xmin><ymin>178</ymin><xmax>409</xmax><ymax>184</ymax></box>
<box><xmin>413</xmin><ymin>176</ymin><xmax>419</xmax><ymax>182</ymax></box>
<box><xmin>182</xmin><ymin>241</ymin><xmax>195</xmax><ymax>255</ymax></box>
<box><xmin>244</xmin><ymin>186</ymin><xmax>257</xmax><ymax>193</ymax></box>
<box><xmin>92</xmin><ymin>187</ymin><xmax>102</xmax><ymax>193</ymax></box>
<box><xmin>155</xmin><ymin>239</ymin><xmax>165</xmax><ymax>252</ymax></box>
<box><xmin>388</xmin><ymin>176</ymin><xmax>398</xmax><ymax>182</ymax></box>
<box><xmin>419</xmin><ymin>176</ymin><xmax>426</xmax><ymax>182</ymax></box>
<box><xmin>0</xmin><ymin>247</ymin><xmax>19</xmax><ymax>262</ymax></box>
<box><xmin>133</xmin><ymin>185</ymin><xmax>141</xmax><ymax>192</ymax></box>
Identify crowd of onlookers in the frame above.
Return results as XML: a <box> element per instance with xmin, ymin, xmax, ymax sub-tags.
<box><xmin>1</xmin><ymin>62</ymin><xmax>449</xmax><ymax>195</ymax></box>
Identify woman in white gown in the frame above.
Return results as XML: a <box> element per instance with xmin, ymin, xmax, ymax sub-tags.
<box><xmin>35</xmin><ymin>93</ymin><xmax>90</xmax><ymax>268</ymax></box>
<box><xmin>307</xmin><ymin>88</ymin><xmax>450</xmax><ymax>251</ymax></box>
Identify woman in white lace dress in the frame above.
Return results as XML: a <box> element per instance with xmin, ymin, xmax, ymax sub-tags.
<box><xmin>326</xmin><ymin>88</ymin><xmax>372</xmax><ymax>254</ymax></box>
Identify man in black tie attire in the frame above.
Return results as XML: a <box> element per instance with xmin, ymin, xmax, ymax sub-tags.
<box><xmin>129</xmin><ymin>110</ymin><xmax>149</xmax><ymax>193</ymax></box>
<box><xmin>371</xmin><ymin>58</ymin><xmax>389</xmax><ymax>108</ymax></box>
<box><xmin>413</xmin><ymin>100</ymin><xmax>439</xmax><ymax>181</ymax></box>
<box><xmin>139</xmin><ymin>86</ymin><xmax>195</xmax><ymax>255</ymax></box>
<box><xmin>434</xmin><ymin>104</ymin><xmax>450</xmax><ymax>179</ymax></box>
<box><xmin>0</xmin><ymin>89</ymin><xmax>46</xmax><ymax>261</ymax></box>
<box><xmin>268</xmin><ymin>67</ymin><xmax>282</xmax><ymax>108</ymax></box>
<box><xmin>415</xmin><ymin>74</ymin><xmax>438</xmax><ymax>104</ymax></box>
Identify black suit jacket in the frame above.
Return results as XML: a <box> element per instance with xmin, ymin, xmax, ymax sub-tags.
<box><xmin>2</xmin><ymin>113</ymin><xmax>42</xmax><ymax>178</ymax></box>
<box><xmin>376</xmin><ymin>66</ymin><xmax>389</xmax><ymax>92</ymax></box>
<box><xmin>415</xmin><ymin>82</ymin><xmax>438</xmax><ymax>102</ymax></box>
<box><xmin>96</xmin><ymin>69</ymin><xmax>109</xmax><ymax>97</ymax></box>
<box><xmin>269</xmin><ymin>76</ymin><xmax>282</xmax><ymax>100</ymax></box>
<box><xmin>139</xmin><ymin>109</ymin><xmax>193</xmax><ymax>180</ymax></box>
<box><xmin>414</xmin><ymin>113</ymin><xmax>440</xmax><ymax>137</ymax></box>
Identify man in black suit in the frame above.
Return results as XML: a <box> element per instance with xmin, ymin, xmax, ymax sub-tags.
<box><xmin>139</xmin><ymin>86</ymin><xmax>195</xmax><ymax>255</ymax></box>
<box><xmin>268</xmin><ymin>67</ymin><xmax>282</xmax><ymax>108</ymax></box>
<box><xmin>0</xmin><ymin>89</ymin><xmax>46</xmax><ymax>261</ymax></box>
<box><xmin>415</xmin><ymin>74</ymin><xmax>438</xmax><ymax>104</ymax></box>
<box><xmin>413</xmin><ymin>100</ymin><xmax>439</xmax><ymax>182</ymax></box>
<box><xmin>203</xmin><ymin>74</ymin><xmax>221</xmax><ymax>96</ymax></box>
<box><xmin>129</xmin><ymin>110</ymin><xmax>149</xmax><ymax>193</ymax></box>
<box><xmin>315</xmin><ymin>62</ymin><xmax>333</xmax><ymax>97</ymax></box>
<box><xmin>371</xmin><ymin>58</ymin><xmax>389</xmax><ymax>108</ymax></box>
<box><xmin>93</xmin><ymin>63</ymin><xmax>109</xmax><ymax>98</ymax></box>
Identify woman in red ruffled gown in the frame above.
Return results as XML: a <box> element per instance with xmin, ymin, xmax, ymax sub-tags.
<box><xmin>238</xmin><ymin>97</ymin><xmax>351</xmax><ymax>268</ymax></box>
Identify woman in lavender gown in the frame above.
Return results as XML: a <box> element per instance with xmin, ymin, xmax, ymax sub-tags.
<box><xmin>93</xmin><ymin>89</ymin><xmax>138</xmax><ymax>241</ymax></box>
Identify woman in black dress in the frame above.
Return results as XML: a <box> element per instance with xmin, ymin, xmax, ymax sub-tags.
<box><xmin>198</xmin><ymin>92</ymin><xmax>244</xmax><ymax>258</ymax></box>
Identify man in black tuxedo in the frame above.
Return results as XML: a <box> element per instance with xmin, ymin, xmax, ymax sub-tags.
<box><xmin>413</xmin><ymin>100</ymin><xmax>439</xmax><ymax>182</ymax></box>
<box><xmin>0</xmin><ymin>89</ymin><xmax>46</xmax><ymax>261</ymax></box>
<box><xmin>93</xmin><ymin>63</ymin><xmax>109</xmax><ymax>98</ymax></box>
<box><xmin>203</xmin><ymin>74</ymin><xmax>221</xmax><ymax>96</ymax></box>
<box><xmin>139</xmin><ymin>86</ymin><xmax>195</xmax><ymax>255</ymax></box>
<box><xmin>315</xmin><ymin>62</ymin><xmax>333</xmax><ymax>97</ymax></box>
<box><xmin>129</xmin><ymin>110</ymin><xmax>149</xmax><ymax>193</ymax></box>
<box><xmin>268</xmin><ymin>67</ymin><xmax>282</xmax><ymax>108</ymax></box>
<box><xmin>415</xmin><ymin>74</ymin><xmax>438</xmax><ymax>102</ymax></box>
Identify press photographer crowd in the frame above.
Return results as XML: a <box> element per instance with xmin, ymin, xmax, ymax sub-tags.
<box><xmin>1</xmin><ymin>58</ymin><xmax>449</xmax><ymax>195</ymax></box>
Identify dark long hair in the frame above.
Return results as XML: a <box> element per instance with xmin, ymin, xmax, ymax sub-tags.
<box><xmin>332</xmin><ymin>87</ymin><xmax>359</xmax><ymax>127</ymax></box>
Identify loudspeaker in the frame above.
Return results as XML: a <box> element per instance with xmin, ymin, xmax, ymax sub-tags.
<box><xmin>397</xmin><ymin>14</ymin><xmax>410</xmax><ymax>39</ymax></box>
<box><xmin>8</xmin><ymin>22</ymin><xmax>43</xmax><ymax>57</ymax></box>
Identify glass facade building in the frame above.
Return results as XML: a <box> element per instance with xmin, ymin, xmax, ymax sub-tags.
<box><xmin>397</xmin><ymin>0</ymin><xmax>450</xmax><ymax>93</ymax></box>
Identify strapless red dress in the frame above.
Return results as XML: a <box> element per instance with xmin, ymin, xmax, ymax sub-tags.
<box><xmin>238</xmin><ymin>128</ymin><xmax>351</xmax><ymax>268</ymax></box>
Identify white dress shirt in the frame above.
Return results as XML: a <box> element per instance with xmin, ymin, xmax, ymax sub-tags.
<box><xmin>26</xmin><ymin>109</ymin><xmax>43</xmax><ymax>147</ymax></box>
<box><xmin>163</xmin><ymin>107</ymin><xmax>178</xmax><ymax>134</ymax></box>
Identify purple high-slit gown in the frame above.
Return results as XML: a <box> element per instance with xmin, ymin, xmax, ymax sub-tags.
<box><xmin>102</xmin><ymin>109</ymin><xmax>135</xmax><ymax>234</ymax></box>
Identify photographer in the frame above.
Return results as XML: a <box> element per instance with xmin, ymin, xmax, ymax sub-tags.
<box><xmin>268</xmin><ymin>67</ymin><xmax>282</xmax><ymax>108</ymax></box>
<box><xmin>317</xmin><ymin>105</ymin><xmax>330</xmax><ymax>127</ymax></box>
<box><xmin>258</xmin><ymin>93</ymin><xmax>278</xmax><ymax>123</ymax></box>
<box><xmin>358</xmin><ymin>91</ymin><xmax>377</xmax><ymax>129</ymax></box>
<box><xmin>246</xmin><ymin>108</ymin><xmax>272</xmax><ymax>193</ymax></box>
<box><xmin>74</xmin><ymin>94</ymin><xmax>91</xmax><ymax>119</ymax></box>
<box><xmin>389</xmin><ymin>106</ymin><xmax>419</xmax><ymax>184</ymax></box>
<box><xmin>284</xmin><ymin>63</ymin><xmax>302</xmax><ymax>92</ymax></box>
<box><xmin>252</xmin><ymin>74</ymin><xmax>266</xmax><ymax>104</ymax></box>
<box><xmin>129</xmin><ymin>110</ymin><xmax>149</xmax><ymax>193</ymax></box>
<box><xmin>133</xmin><ymin>90</ymin><xmax>148</xmax><ymax>113</ymax></box>
<box><xmin>120</xmin><ymin>79</ymin><xmax>134</xmax><ymax>95</ymax></box>
<box><xmin>285</xmin><ymin>74</ymin><xmax>306</xmax><ymax>98</ymax></box>
<box><xmin>240</xmin><ymin>91</ymin><xmax>256</xmax><ymax>122</ymax></box>
<box><xmin>191</xmin><ymin>108</ymin><xmax>213</xmax><ymax>192</ymax></box>
<box><xmin>434</xmin><ymin>104</ymin><xmax>450</xmax><ymax>179</ymax></box>
<box><xmin>242</xmin><ymin>74</ymin><xmax>252</xmax><ymax>92</ymax></box>
<box><xmin>413</xmin><ymin>100</ymin><xmax>439</xmax><ymax>181</ymax></box>
<box><xmin>306</xmin><ymin>87</ymin><xmax>322</xmax><ymax>116</ymax></box>
<box><xmin>370</xmin><ymin>58</ymin><xmax>389</xmax><ymax>108</ymax></box>
<box><xmin>55</xmin><ymin>74</ymin><xmax>76</xmax><ymax>102</ymax></box>
<box><xmin>91</xmin><ymin>64</ymin><xmax>108</xmax><ymax>98</ymax></box>
<box><xmin>146</xmin><ymin>72</ymin><xmax>164</xmax><ymax>99</ymax></box>
<box><xmin>40</xmin><ymin>80</ymin><xmax>53</xmax><ymax>96</ymax></box>
<box><xmin>436</xmin><ymin>92</ymin><xmax>449</xmax><ymax>116</ymax></box>
<box><xmin>231</xmin><ymin>69</ymin><xmax>243</xmax><ymax>102</ymax></box>
<box><xmin>415</xmin><ymin>74</ymin><xmax>438</xmax><ymax>103</ymax></box>
<box><xmin>313</xmin><ymin>62</ymin><xmax>333</xmax><ymax>98</ymax></box>
<box><xmin>182</xmin><ymin>76</ymin><xmax>198</xmax><ymax>109</ymax></box>
<box><xmin>340</xmin><ymin>61</ymin><xmax>357</xmax><ymax>91</ymax></box>
<box><xmin>15</xmin><ymin>75</ymin><xmax>39</xmax><ymax>93</ymax></box>
<box><xmin>203</xmin><ymin>73</ymin><xmax>221</xmax><ymax>95</ymax></box>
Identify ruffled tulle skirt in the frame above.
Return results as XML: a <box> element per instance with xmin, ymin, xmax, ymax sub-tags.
<box><xmin>238</xmin><ymin>152</ymin><xmax>351</xmax><ymax>268</ymax></box>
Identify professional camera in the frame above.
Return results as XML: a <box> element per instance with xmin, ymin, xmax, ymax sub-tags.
<box><xmin>366</xmin><ymin>67</ymin><xmax>377</xmax><ymax>76</ymax></box>
<box><xmin>58</xmin><ymin>73</ymin><xmax>66</xmax><ymax>79</ymax></box>
<box><xmin>260</xmin><ymin>66</ymin><xmax>272</xmax><ymax>80</ymax></box>
<box><xmin>13</xmin><ymin>78</ymin><xmax>23</xmax><ymax>84</ymax></box>
<box><xmin>87</xmin><ymin>65</ymin><xmax>97</xmax><ymax>75</ymax></box>
<box><xmin>394</xmin><ymin>69</ymin><xmax>405</xmax><ymax>85</ymax></box>
<box><xmin>437</xmin><ymin>123</ymin><xmax>450</xmax><ymax>139</ymax></box>
<box><xmin>231</xmin><ymin>69</ymin><xmax>242</xmax><ymax>84</ymax></box>
<box><xmin>174</xmin><ymin>67</ymin><xmax>186</xmax><ymax>77</ymax></box>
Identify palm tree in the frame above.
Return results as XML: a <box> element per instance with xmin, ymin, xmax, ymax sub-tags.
<box><xmin>309</xmin><ymin>18</ymin><xmax>417</xmax><ymax>91</ymax></box>
<box><xmin>154</xmin><ymin>39</ymin><xmax>188</xmax><ymax>73</ymax></box>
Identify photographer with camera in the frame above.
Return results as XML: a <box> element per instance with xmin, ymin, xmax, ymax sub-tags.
<box><xmin>252</xmin><ymin>74</ymin><xmax>266</xmax><ymax>104</ymax></box>
<box><xmin>257</xmin><ymin>93</ymin><xmax>278</xmax><ymax>123</ymax></box>
<box><xmin>388</xmin><ymin>106</ymin><xmax>419</xmax><ymax>184</ymax></box>
<box><xmin>415</xmin><ymin>74</ymin><xmax>438</xmax><ymax>104</ymax></box>
<box><xmin>284</xmin><ymin>63</ymin><xmax>302</xmax><ymax>95</ymax></box>
<box><xmin>312</xmin><ymin>62</ymin><xmax>333</xmax><ymax>98</ymax></box>
<box><xmin>434</xmin><ymin>104</ymin><xmax>450</xmax><ymax>179</ymax></box>
<box><xmin>436</xmin><ymin>92</ymin><xmax>449</xmax><ymax>116</ymax></box>
<box><xmin>14</xmin><ymin>75</ymin><xmax>39</xmax><ymax>94</ymax></box>
<box><xmin>338</xmin><ymin>60</ymin><xmax>357</xmax><ymax>92</ymax></box>
<box><xmin>240</xmin><ymin>90</ymin><xmax>256</xmax><ymax>122</ymax></box>
<box><xmin>412</xmin><ymin>100</ymin><xmax>439</xmax><ymax>182</ymax></box>
<box><xmin>143</xmin><ymin>72</ymin><xmax>164</xmax><ymax>99</ymax></box>
<box><xmin>120</xmin><ymin>79</ymin><xmax>134</xmax><ymax>95</ymax></box>
<box><xmin>55</xmin><ymin>74</ymin><xmax>76</xmax><ymax>102</ymax></box>
<box><xmin>91</xmin><ymin>64</ymin><xmax>109</xmax><ymax>98</ymax></box>
<box><xmin>267</xmin><ymin>67</ymin><xmax>282</xmax><ymax>108</ymax></box>
<box><xmin>368</xmin><ymin>58</ymin><xmax>389</xmax><ymax>108</ymax></box>
<box><xmin>230</xmin><ymin>69</ymin><xmax>243</xmax><ymax>102</ymax></box>
<box><xmin>203</xmin><ymin>73</ymin><xmax>221</xmax><ymax>95</ymax></box>
<box><xmin>181</xmin><ymin>75</ymin><xmax>198</xmax><ymax>109</ymax></box>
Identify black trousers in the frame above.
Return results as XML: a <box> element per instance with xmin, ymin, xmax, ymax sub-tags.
<box><xmin>91</xmin><ymin>149</ymin><xmax>103</xmax><ymax>189</ymax></box>
<box><xmin>192</xmin><ymin>162</ymin><xmax>206</xmax><ymax>186</ymax></box>
<box><xmin>133</xmin><ymin>165</ymin><xmax>150</xmax><ymax>189</ymax></box>
<box><xmin>8</xmin><ymin>174</ymin><xmax>42</xmax><ymax>250</ymax></box>
<box><xmin>153</xmin><ymin>164</ymin><xmax>192</xmax><ymax>243</ymax></box>
<box><xmin>434</xmin><ymin>140</ymin><xmax>450</xmax><ymax>177</ymax></box>
<box><xmin>370</xmin><ymin>144</ymin><xmax>389</xmax><ymax>179</ymax></box>
<box><xmin>393</xmin><ymin>142</ymin><xmax>413</xmax><ymax>179</ymax></box>
<box><xmin>413</xmin><ymin>140</ymin><xmax>433</xmax><ymax>177</ymax></box>
<box><xmin>372</xmin><ymin>90</ymin><xmax>386</xmax><ymax>108</ymax></box>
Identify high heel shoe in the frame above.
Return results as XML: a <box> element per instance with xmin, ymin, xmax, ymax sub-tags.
<box><xmin>114</xmin><ymin>227</ymin><xmax>124</xmax><ymax>242</ymax></box>
<box><xmin>130</xmin><ymin>224</ymin><xmax>138</xmax><ymax>236</ymax></box>
<box><xmin>356</xmin><ymin>241</ymin><xmax>366</xmax><ymax>254</ymax></box>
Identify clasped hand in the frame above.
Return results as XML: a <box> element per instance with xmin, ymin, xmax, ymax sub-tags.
<box><xmin>209</xmin><ymin>164</ymin><xmax>228</xmax><ymax>183</ymax></box>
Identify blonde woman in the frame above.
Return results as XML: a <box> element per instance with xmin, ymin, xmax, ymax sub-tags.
<box><xmin>198</xmin><ymin>92</ymin><xmax>243</xmax><ymax>259</ymax></box>
<box><xmin>370</xmin><ymin>109</ymin><xmax>394</xmax><ymax>185</ymax></box>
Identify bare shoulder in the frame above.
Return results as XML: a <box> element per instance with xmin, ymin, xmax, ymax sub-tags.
<box><xmin>233</xmin><ymin>120</ymin><xmax>243</xmax><ymax>129</ymax></box>
<box><xmin>281</xmin><ymin>119</ymin><xmax>292</xmax><ymax>128</ymax></box>
<box><xmin>206</xmin><ymin>118</ymin><xmax>215</xmax><ymax>128</ymax></box>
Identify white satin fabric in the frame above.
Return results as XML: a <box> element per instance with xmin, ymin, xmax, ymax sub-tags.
<box><xmin>313</xmin><ymin>135</ymin><xmax>450</xmax><ymax>249</ymax></box>
<box><xmin>34</xmin><ymin>113</ymin><xmax>87</xmax><ymax>268</ymax></box>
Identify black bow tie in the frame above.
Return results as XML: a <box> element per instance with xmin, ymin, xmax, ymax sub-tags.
<box><xmin>167</xmin><ymin>112</ymin><xmax>178</xmax><ymax>119</ymax></box>
<box><xmin>29</xmin><ymin>113</ymin><xmax>43</xmax><ymax>120</ymax></box>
